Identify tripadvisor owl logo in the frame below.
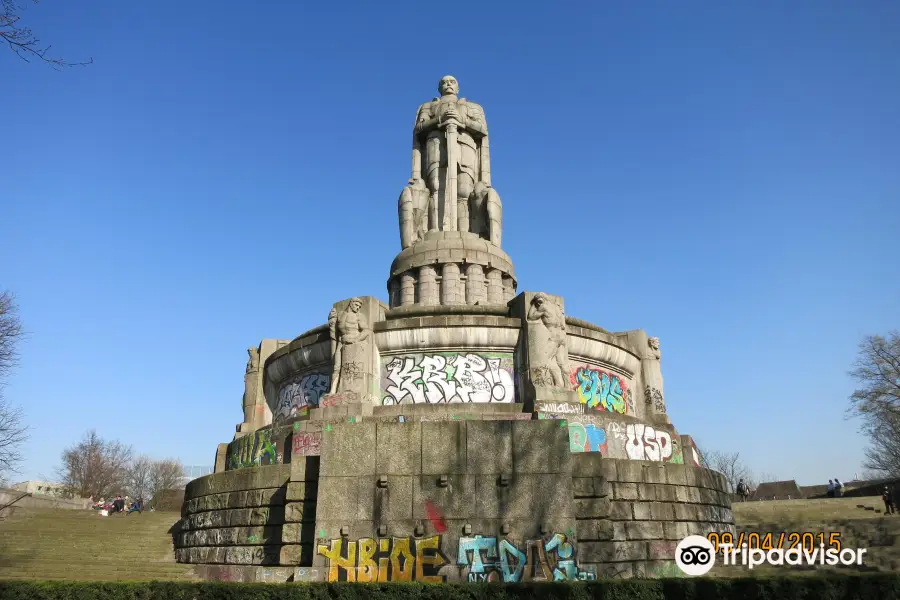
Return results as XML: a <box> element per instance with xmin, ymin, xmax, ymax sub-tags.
<box><xmin>675</xmin><ymin>535</ymin><xmax>716</xmax><ymax>576</ymax></box>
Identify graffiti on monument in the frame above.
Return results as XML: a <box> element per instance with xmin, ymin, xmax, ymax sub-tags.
<box><xmin>275</xmin><ymin>372</ymin><xmax>330</xmax><ymax>420</ymax></box>
<box><xmin>316</xmin><ymin>536</ymin><xmax>448</xmax><ymax>582</ymax></box>
<box><xmin>226</xmin><ymin>428</ymin><xmax>279</xmax><ymax>470</ymax></box>
<box><xmin>292</xmin><ymin>432</ymin><xmax>322</xmax><ymax>457</ymax></box>
<box><xmin>381</xmin><ymin>352</ymin><xmax>515</xmax><ymax>405</ymax></box>
<box><xmin>457</xmin><ymin>534</ymin><xmax>596</xmax><ymax>582</ymax></box>
<box><xmin>567</xmin><ymin>423</ymin><xmax>607</xmax><ymax>454</ymax></box>
<box><xmin>622</xmin><ymin>423</ymin><xmax>676</xmax><ymax>462</ymax></box>
<box><xmin>570</xmin><ymin>366</ymin><xmax>629</xmax><ymax>414</ymax></box>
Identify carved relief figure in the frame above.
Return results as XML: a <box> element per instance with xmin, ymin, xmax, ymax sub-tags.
<box><xmin>241</xmin><ymin>346</ymin><xmax>261</xmax><ymax>425</ymax></box>
<box><xmin>398</xmin><ymin>178</ymin><xmax>430</xmax><ymax>249</ymax></box>
<box><xmin>527</xmin><ymin>293</ymin><xmax>569</xmax><ymax>388</ymax></box>
<box><xmin>401</xmin><ymin>75</ymin><xmax>502</xmax><ymax>246</ymax></box>
<box><xmin>643</xmin><ymin>336</ymin><xmax>666</xmax><ymax>414</ymax></box>
<box><xmin>328</xmin><ymin>298</ymin><xmax>371</xmax><ymax>394</ymax></box>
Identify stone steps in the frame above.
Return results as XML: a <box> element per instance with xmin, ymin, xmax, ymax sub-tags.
<box><xmin>0</xmin><ymin>508</ymin><xmax>197</xmax><ymax>581</ymax></box>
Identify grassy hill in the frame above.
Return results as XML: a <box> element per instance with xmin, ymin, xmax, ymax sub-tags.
<box><xmin>0</xmin><ymin>507</ymin><xmax>198</xmax><ymax>582</ymax></box>
<box><xmin>710</xmin><ymin>496</ymin><xmax>900</xmax><ymax>576</ymax></box>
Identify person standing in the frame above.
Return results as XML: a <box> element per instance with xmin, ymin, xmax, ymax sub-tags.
<box><xmin>884</xmin><ymin>486</ymin><xmax>895</xmax><ymax>515</ymax></box>
<box><xmin>834</xmin><ymin>478</ymin><xmax>844</xmax><ymax>498</ymax></box>
<box><xmin>827</xmin><ymin>480</ymin><xmax>835</xmax><ymax>498</ymax></box>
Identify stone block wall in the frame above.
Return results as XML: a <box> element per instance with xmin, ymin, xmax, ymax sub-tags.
<box><xmin>176</xmin><ymin>465</ymin><xmax>296</xmax><ymax>582</ymax></box>
<box><xmin>572</xmin><ymin>456</ymin><xmax>734</xmax><ymax>578</ymax></box>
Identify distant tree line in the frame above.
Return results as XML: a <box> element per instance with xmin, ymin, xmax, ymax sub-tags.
<box><xmin>56</xmin><ymin>429</ymin><xmax>184</xmax><ymax>503</ymax></box>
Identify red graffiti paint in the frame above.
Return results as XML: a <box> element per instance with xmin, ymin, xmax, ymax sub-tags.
<box><xmin>424</xmin><ymin>501</ymin><xmax>446</xmax><ymax>533</ymax></box>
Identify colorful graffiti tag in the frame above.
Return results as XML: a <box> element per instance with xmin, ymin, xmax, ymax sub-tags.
<box><xmin>567</xmin><ymin>423</ymin><xmax>607</xmax><ymax>454</ymax></box>
<box><xmin>571</xmin><ymin>366</ymin><xmax>628</xmax><ymax>414</ymax></box>
<box><xmin>226</xmin><ymin>429</ymin><xmax>279</xmax><ymax>470</ymax></box>
<box><xmin>275</xmin><ymin>372</ymin><xmax>330</xmax><ymax>420</ymax></box>
<box><xmin>457</xmin><ymin>534</ymin><xmax>595</xmax><ymax>582</ymax></box>
<box><xmin>292</xmin><ymin>432</ymin><xmax>322</xmax><ymax>457</ymax></box>
<box><xmin>316</xmin><ymin>536</ymin><xmax>448</xmax><ymax>582</ymax></box>
<box><xmin>381</xmin><ymin>353</ymin><xmax>515</xmax><ymax>405</ymax></box>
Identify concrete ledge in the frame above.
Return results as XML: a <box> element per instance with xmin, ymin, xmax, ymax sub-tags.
<box><xmin>185</xmin><ymin>466</ymin><xmax>291</xmax><ymax>499</ymax></box>
<box><xmin>192</xmin><ymin>564</ymin><xmax>295</xmax><ymax>583</ymax></box>
<box><xmin>181</xmin><ymin>506</ymin><xmax>286</xmax><ymax>530</ymax></box>
<box><xmin>182</xmin><ymin>487</ymin><xmax>287</xmax><ymax>515</ymax></box>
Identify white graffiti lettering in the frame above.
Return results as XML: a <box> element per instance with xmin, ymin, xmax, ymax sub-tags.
<box><xmin>276</xmin><ymin>373</ymin><xmax>330</xmax><ymax>419</ymax></box>
<box><xmin>624</xmin><ymin>424</ymin><xmax>673</xmax><ymax>462</ymax></box>
<box><xmin>382</xmin><ymin>354</ymin><xmax>515</xmax><ymax>405</ymax></box>
<box><xmin>536</xmin><ymin>402</ymin><xmax>582</xmax><ymax>415</ymax></box>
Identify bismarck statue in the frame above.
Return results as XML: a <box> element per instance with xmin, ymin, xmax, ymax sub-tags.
<box><xmin>399</xmin><ymin>75</ymin><xmax>502</xmax><ymax>248</ymax></box>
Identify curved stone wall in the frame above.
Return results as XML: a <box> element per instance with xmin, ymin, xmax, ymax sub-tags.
<box><xmin>573</xmin><ymin>457</ymin><xmax>735</xmax><ymax>578</ymax></box>
<box><xmin>175</xmin><ymin>465</ymin><xmax>299</xmax><ymax>582</ymax></box>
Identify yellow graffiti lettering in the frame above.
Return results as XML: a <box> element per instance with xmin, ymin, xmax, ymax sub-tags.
<box><xmin>415</xmin><ymin>535</ymin><xmax>447</xmax><ymax>583</ymax></box>
<box><xmin>390</xmin><ymin>537</ymin><xmax>414</xmax><ymax>582</ymax></box>
<box><xmin>357</xmin><ymin>538</ymin><xmax>377</xmax><ymax>582</ymax></box>
<box><xmin>316</xmin><ymin>538</ymin><xmax>357</xmax><ymax>582</ymax></box>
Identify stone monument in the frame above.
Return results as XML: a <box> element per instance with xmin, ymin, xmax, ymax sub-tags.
<box><xmin>178</xmin><ymin>76</ymin><xmax>734</xmax><ymax>583</ymax></box>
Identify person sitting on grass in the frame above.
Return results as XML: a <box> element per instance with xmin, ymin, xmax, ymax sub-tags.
<box><xmin>126</xmin><ymin>498</ymin><xmax>143</xmax><ymax>515</ymax></box>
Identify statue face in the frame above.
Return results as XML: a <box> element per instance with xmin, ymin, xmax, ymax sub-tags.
<box><xmin>439</xmin><ymin>76</ymin><xmax>459</xmax><ymax>96</ymax></box>
<box><xmin>349</xmin><ymin>300</ymin><xmax>361</xmax><ymax>312</ymax></box>
<box><xmin>648</xmin><ymin>337</ymin><xmax>660</xmax><ymax>351</ymax></box>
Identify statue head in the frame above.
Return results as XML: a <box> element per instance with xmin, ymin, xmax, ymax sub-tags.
<box><xmin>648</xmin><ymin>337</ymin><xmax>660</xmax><ymax>351</ymax></box>
<box><xmin>532</xmin><ymin>292</ymin><xmax>548</xmax><ymax>307</ymax></box>
<box><xmin>348</xmin><ymin>297</ymin><xmax>362</xmax><ymax>313</ymax></box>
<box><xmin>438</xmin><ymin>75</ymin><xmax>459</xmax><ymax>97</ymax></box>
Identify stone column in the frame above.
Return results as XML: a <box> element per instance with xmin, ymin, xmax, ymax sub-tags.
<box><xmin>399</xmin><ymin>272</ymin><xmax>416</xmax><ymax>306</ymax></box>
<box><xmin>502</xmin><ymin>276</ymin><xmax>515</xmax><ymax>302</ymax></box>
<box><xmin>388</xmin><ymin>278</ymin><xmax>400</xmax><ymax>308</ymax></box>
<box><xmin>441</xmin><ymin>263</ymin><xmax>462</xmax><ymax>305</ymax></box>
<box><xmin>418</xmin><ymin>266</ymin><xmax>439</xmax><ymax>306</ymax></box>
<box><xmin>486</xmin><ymin>268</ymin><xmax>503</xmax><ymax>304</ymax></box>
<box><xmin>465</xmin><ymin>264</ymin><xmax>485</xmax><ymax>305</ymax></box>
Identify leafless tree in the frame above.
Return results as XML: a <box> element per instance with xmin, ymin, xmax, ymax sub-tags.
<box><xmin>148</xmin><ymin>458</ymin><xmax>184</xmax><ymax>502</ymax></box>
<box><xmin>57</xmin><ymin>430</ymin><xmax>132</xmax><ymax>499</ymax></box>
<box><xmin>125</xmin><ymin>455</ymin><xmax>154</xmax><ymax>501</ymax></box>
<box><xmin>696</xmin><ymin>446</ymin><xmax>752</xmax><ymax>493</ymax></box>
<box><xmin>2</xmin><ymin>0</ymin><xmax>91</xmax><ymax>68</ymax></box>
<box><xmin>0</xmin><ymin>291</ymin><xmax>28</xmax><ymax>483</ymax></box>
<box><xmin>848</xmin><ymin>331</ymin><xmax>900</xmax><ymax>478</ymax></box>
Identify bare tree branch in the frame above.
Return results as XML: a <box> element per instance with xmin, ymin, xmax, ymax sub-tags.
<box><xmin>847</xmin><ymin>331</ymin><xmax>900</xmax><ymax>478</ymax></box>
<box><xmin>0</xmin><ymin>291</ymin><xmax>28</xmax><ymax>482</ymax></box>
<box><xmin>125</xmin><ymin>455</ymin><xmax>153</xmax><ymax>501</ymax></box>
<box><xmin>56</xmin><ymin>430</ymin><xmax>132</xmax><ymax>499</ymax></box>
<box><xmin>148</xmin><ymin>458</ymin><xmax>184</xmax><ymax>503</ymax></box>
<box><xmin>1</xmin><ymin>0</ymin><xmax>91</xmax><ymax>68</ymax></box>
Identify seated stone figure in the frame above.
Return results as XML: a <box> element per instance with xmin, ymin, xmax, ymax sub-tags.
<box><xmin>467</xmin><ymin>182</ymin><xmax>502</xmax><ymax>246</ymax></box>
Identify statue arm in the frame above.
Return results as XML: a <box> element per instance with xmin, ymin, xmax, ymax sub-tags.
<box><xmin>357</xmin><ymin>315</ymin><xmax>371</xmax><ymax>341</ymax></box>
<box><xmin>527</xmin><ymin>304</ymin><xmax>542</xmax><ymax>321</ymax></box>
<box><xmin>414</xmin><ymin>103</ymin><xmax>439</xmax><ymax>134</ymax></box>
<box><xmin>464</xmin><ymin>103</ymin><xmax>488</xmax><ymax>137</ymax></box>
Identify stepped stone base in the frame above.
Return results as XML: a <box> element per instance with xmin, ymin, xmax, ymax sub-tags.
<box><xmin>177</xmin><ymin>421</ymin><xmax>733</xmax><ymax>582</ymax></box>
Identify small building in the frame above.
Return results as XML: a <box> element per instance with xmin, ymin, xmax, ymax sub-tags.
<box><xmin>10</xmin><ymin>480</ymin><xmax>68</xmax><ymax>497</ymax></box>
<box><xmin>752</xmin><ymin>480</ymin><xmax>804</xmax><ymax>500</ymax></box>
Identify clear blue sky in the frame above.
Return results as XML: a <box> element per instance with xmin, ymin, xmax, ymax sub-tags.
<box><xmin>4</xmin><ymin>1</ymin><xmax>898</xmax><ymax>486</ymax></box>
